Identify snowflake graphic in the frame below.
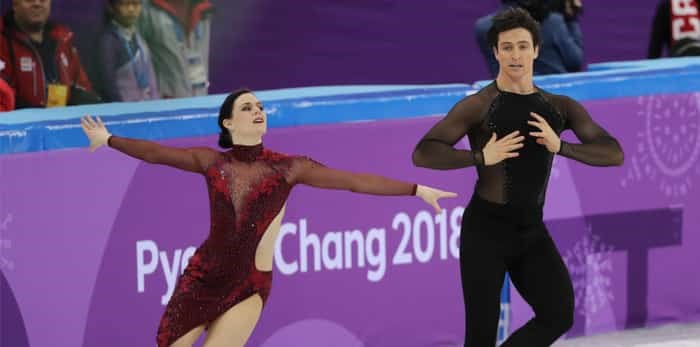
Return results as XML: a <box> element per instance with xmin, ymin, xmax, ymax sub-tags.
<box><xmin>563</xmin><ymin>231</ymin><xmax>614</xmax><ymax>328</ymax></box>
<box><xmin>621</xmin><ymin>93</ymin><xmax>700</xmax><ymax>198</ymax></box>
<box><xmin>0</xmin><ymin>213</ymin><xmax>14</xmax><ymax>271</ymax></box>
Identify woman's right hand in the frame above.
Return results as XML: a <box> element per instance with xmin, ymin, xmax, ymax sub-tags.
<box><xmin>482</xmin><ymin>131</ymin><xmax>524</xmax><ymax>166</ymax></box>
<box><xmin>80</xmin><ymin>115</ymin><xmax>112</xmax><ymax>152</ymax></box>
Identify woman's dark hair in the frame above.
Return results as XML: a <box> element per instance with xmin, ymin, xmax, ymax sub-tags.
<box><xmin>487</xmin><ymin>7</ymin><xmax>541</xmax><ymax>49</ymax></box>
<box><xmin>218</xmin><ymin>88</ymin><xmax>253</xmax><ymax>148</ymax></box>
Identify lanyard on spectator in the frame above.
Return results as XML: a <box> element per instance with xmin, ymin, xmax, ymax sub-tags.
<box><xmin>113</xmin><ymin>23</ymin><xmax>150</xmax><ymax>90</ymax></box>
<box><xmin>173</xmin><ymin>21</ymin><xmax>207</xmax><ymax>91</ymax></box>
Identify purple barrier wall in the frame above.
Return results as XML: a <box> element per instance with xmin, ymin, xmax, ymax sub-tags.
<box><xmin>1</xmin><ymin>93</ymin><xmax>699</xmax><ymax>346</ymax></box>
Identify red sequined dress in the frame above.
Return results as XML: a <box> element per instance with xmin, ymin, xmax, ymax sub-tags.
<box><xmin>106</xmin><ymin>137</ymin><xmax>417</xmax><ymax>346</ymax></box>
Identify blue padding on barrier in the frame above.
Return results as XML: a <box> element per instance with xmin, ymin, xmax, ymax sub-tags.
<box><xmin>0</xmin><ymin>87</ymin><xmax>476</xmax><ymax>154</ymax></box>
<box><xmin>1</xmin><ymin>58</ymin><xmax>699</xmax><ymax>154</ymax></box>
<box><xmin>586</xmin><ymin>57</ymin><xmax>700</xmax><ymax>71</ymax></box>
<box><xmin>474</xmin><ymin>63</ymin><xmax>700</xmax><ymax>99</ymax></box>
<box><xmin>0</xmin><ymin>84</ymin><xmax>469</xmax><ymax>126</ymax></box>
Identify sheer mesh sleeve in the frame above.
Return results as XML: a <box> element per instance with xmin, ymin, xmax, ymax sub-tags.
<box><xmin>412</xmin><ymin>94</ymin><xmax>487</xmax><ymax>169</ymax></box>
<box><xmin>289</xmin><ymin>156</ymin><xmax>417</xmax><ymax>196</ymax></box>
<box><xmin>558</xmin><ymin>97</ymin><xmax>624</xmax><ymax>166</ymax></box>
<box><xmin>108</xmin><ymin>136</ymin><xmax>218</xmax><ymax>173</ymax></box>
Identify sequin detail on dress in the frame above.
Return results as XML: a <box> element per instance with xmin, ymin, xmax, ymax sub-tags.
<box><xmin>155</xmin><ymin>144</ymin><xmax>293</xmax><ymax>347</ymax></box>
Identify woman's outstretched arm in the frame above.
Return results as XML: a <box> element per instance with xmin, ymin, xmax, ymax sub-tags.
<box><xmin>81</xmin><ymin>115</ymin><xmax>217</xmax><ymax>173</ymax></box>
<box><xmin>291</xmin><ymin>156</ymin><xmax>457</xmax><ymax>213</ymax></box>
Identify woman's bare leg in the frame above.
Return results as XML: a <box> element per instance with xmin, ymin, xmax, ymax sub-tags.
<box><xmin>168</xmin><ymin>325</ymin><xmax>205</xmax><ymax>347</ymax></box>
<box><xmin>202</xmin><ymin>294</ymin><xmax>263</xmax><ymax>347</ymax></box>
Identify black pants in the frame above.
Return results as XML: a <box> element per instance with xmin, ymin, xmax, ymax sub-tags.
<box><xmin>460</xmin><ymin>194</ymin><xmax>574</xmax><ymax>347</ymax></box>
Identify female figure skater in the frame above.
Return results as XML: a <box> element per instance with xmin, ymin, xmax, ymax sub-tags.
<box><xmin>81</xmin><ymin>89</ymin><xmax>455</xmax><ymax>347</ymax></box>
<box><xmin>413</xmin><ymin>8</ymin><xmax>623</xmax><ymax>347</ymax></box>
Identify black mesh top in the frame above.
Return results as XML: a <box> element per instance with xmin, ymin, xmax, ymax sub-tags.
<box><xmin>413</xmin><ymin>82</ymin><xmax>623</xmax><ymax>206</ymax></box>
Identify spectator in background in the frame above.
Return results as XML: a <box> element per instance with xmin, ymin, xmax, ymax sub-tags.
<box><xmin>648</xmin><ymin>0</ymin><xmax>700</xmax><ymax>58</ymax></box>
<box><xmin>0</xmin><ymin>77</ymin><xmax>15</xmax><ymax>111</ymax></box>
<box><xmin>97</xmin><ymin>0</ymin><xmax>159</xmax><ymax>102</ymax></box>
<box><xmin>138</xmin><ymin>0</ymin><xmax>214</xmax><ymax>99</ymax></box>
<box><xmin>475</xmin><ymin>0</ymin><xmax>584</xmax><ymax>77</ymax></box>
<box><xmin>0</xmin><ymin>0</ymin><xmax>100</xmax><ymax>109</ymax></box>
<box><xmin>549</xmin><ymin>0</ymin><xmax>584</xmax><ymax>20</ymax></box>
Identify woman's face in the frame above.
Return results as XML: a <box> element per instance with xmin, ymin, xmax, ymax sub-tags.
<box><xmin>223</xmin><ymin>93</ymin><xmax>267</xmax><ymax>139</ymax></box>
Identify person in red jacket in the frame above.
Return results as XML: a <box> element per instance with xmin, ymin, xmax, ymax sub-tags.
<box><xmin>0</xmin><ymin>77</ymin><xmax>15</xmax><ymax>111</ymax></box>
<box><xmin>0</xmin><ymin>0</ymin><xmax>100</xmax><ymax>109</ymax></box>
<box><xmin>648</xmin><ymin>0</ymin><xmax>700</xmax><ymax>57</ymax></box>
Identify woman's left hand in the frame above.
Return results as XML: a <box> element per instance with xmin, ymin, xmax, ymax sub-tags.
<box><xmin>528</xmin><ymin>112</ymin><xmax>561</xmax><ymax>153</ymax></box>
<box><xmin>416</xmin><ymin>185</ymin><xmax>458</xmax><ymax>213</ymax></box>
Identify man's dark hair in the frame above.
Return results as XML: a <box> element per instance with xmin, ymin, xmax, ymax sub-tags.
<box><xmin>487</xmin><ymin>7</ymin><xmax>541</xmax><ymax>49</ymax></box>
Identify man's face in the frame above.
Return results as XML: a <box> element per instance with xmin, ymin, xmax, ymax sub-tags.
<box><xmin>13</xmin><ymin>0</ymin><xmax>51</xmax><ymax>31</ymax></box>
<box><xmin>493</xmin><ymin>27</ymin><xmax>539</xmax><ymax>79</ymax></box>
